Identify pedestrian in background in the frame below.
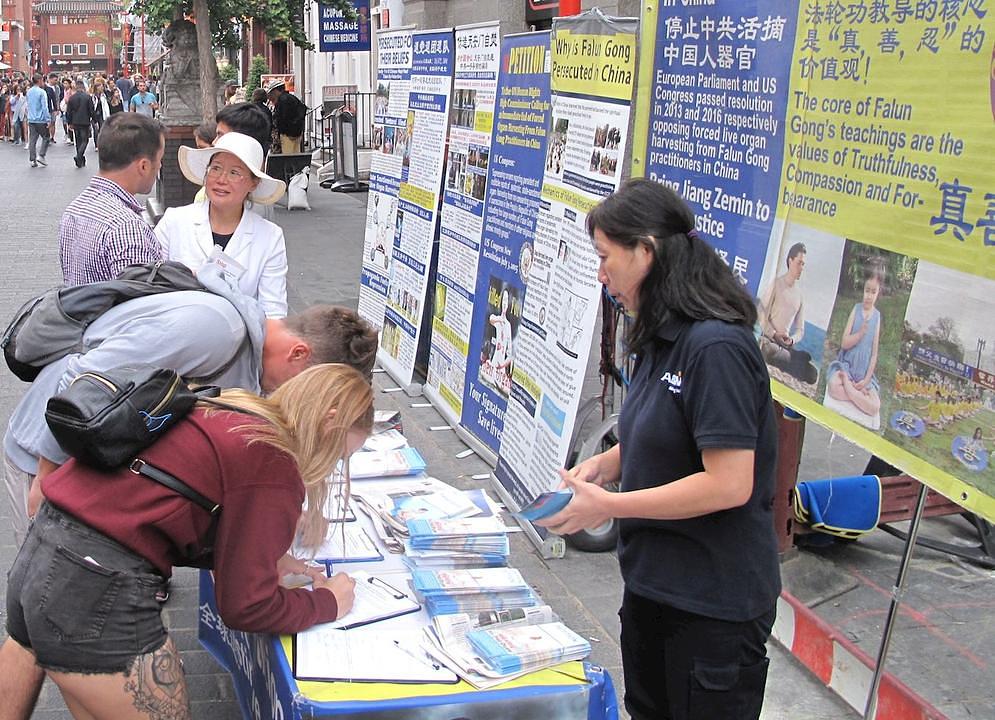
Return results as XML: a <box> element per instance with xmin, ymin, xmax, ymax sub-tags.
<box><xmin>114</xmin><ymin>69</ymin><xmax>133</xmax><ymax>106</ymax></box>
<box><xmin>0</xmin><ymin>81</ymin><xmax>9</xmax><ymax>141</ymax></box>
<box><xmin>194</xmin><ymin>120</ymin><xmax>216</xmax><ymax>149</ymax></box>
<box><xmin>45</xmin><ymin>73</ymin><xmax>62</xmax><ymax>142</ymax></box>
<box><xmin>65</xmin><ymin>79</ymin><xmax>95</xmax><ymax>168</ymax></box>
<box><xmin>539</xmin><ymin>178</ymin><xmax>781</xmax><ymax>720</ymax></box>
<box><xmin>60</xmin><ymin>77</ymin><xmax>75</xmax><ymax>144</ymax></box>
<box><xmin>108</xmin><ymin>86</ymin><xmax>125</xmax><ymax>115</ymax></box>
<box><xmin>266</xmin><ymin>79</ymin><xmax>307</xmax><ymax>154</ymax></box>
<box><xmin>10</xmin><ymin>82</ymin><xmax>28</xmax><ymax>147</ymax></box>
<box><xmin>129</xmin><ymin>78</ymin><xmax>158</xmax><ymax>117</ymax></box>
<box><xmin>26</xmin><ymin>74</ymin><xmax>51</xmax><ymax>167</ymax></box>
<box><xmin>89</xmin><ymin>77</ymin><xmax>110</xmax><ymax>149</ymax></box>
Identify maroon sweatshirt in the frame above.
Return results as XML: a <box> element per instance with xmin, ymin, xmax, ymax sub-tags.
<box><xmin>42</xmin><ymin>409</ymin><xmax>338</xmax><ymax>634</ymax></box>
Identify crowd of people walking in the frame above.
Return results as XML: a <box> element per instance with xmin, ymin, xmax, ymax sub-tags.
<box><xmin>0</xmin><ymin>70</ymin><xmax>159</xmax><ymax>168</ymax></box>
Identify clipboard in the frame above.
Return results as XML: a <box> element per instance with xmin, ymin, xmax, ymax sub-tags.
<box><xmin>312</xmin><ymin>526</ymin><xmax>384</xmax><ymax>566</ymax></box>
<box><xmin>292</xmin><ymin>627</ymin><xmax>459</xmax><ymax>684</ymax></box>
<box><xmin>323</xmin><ymin>571</ymin><xmax>421</xmax><ymax>631</ymax></box>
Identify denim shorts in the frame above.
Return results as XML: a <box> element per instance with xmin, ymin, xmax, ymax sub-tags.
<box><xmin>6</xmin><ymin>502</ymin><xmax>169</xmax><ymax>674</ymax></box>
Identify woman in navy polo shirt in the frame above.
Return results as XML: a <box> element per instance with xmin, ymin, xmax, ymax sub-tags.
<box><xmin>539</xmin><ymin>178</ymin><xmax>781</xmax><ymax>720</ymax></box>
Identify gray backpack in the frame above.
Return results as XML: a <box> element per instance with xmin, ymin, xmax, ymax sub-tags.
<box><xmin>1</xmin><ymin>262</ymin><xmax>206</xmax><ymax>382</ymax></box>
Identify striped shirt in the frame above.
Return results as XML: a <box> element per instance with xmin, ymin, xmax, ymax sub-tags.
<box><xmin>59</xmin><ymin>176</ymin><xmax>163</xmax><ymax>285</ymax></box>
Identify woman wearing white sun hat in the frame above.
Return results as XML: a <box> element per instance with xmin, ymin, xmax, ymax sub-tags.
<box><xmin>154</xmin><ymin>131</ymin><xmax>289</xmax><ymax>317</ymax></box>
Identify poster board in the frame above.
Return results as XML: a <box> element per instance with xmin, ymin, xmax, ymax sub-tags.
<box><xmin>458</xmin><ymin>31</ymin><xmax>554</xmax><ymax>454</ymax></box>
<box><xmin>633</xmin><ymin>1</ymin><xmax>995</xmax><ymax>522</ymax></box>
<box><xmin>375</xmin><ymin>30</ymin><xmax>456</xmax><ymax>388</ymax></box>
<box><xmin>425</xmin><ymin>22</ymin><xmax>502</xmax><ymax>426</ymax></box>
<box><xmin>492</xmin><ymin>11</ymin><xmax>638</xmax><ymax>511</ymax></box>
<box><xmin>359</xmin><ymin>27</ymin><xmax>412</xmax><ymax>332</ymax></box>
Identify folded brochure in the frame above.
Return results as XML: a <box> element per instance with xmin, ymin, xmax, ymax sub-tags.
<box><xmin>515</xmin><ymin>489</ymin><xmax>573</xmax><ymax>521</ymax></box>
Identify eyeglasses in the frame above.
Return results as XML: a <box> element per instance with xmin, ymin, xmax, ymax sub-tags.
<box><xmin>206</xmin><ymin>163</ymin><xmax>250</xmax><ymax>182</ymax></box>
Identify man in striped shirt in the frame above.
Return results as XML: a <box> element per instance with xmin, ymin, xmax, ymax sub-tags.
<box><xmin>59</xmin><ymin>113</ymin><xmax>167</xmax><ymax>285</ymax></box>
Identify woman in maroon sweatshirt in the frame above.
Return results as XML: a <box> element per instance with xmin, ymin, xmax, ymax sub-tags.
<box><xmin>6</xmin><ymin>363</ymin><xmax>372</xmax><ymax>719</ymax></box>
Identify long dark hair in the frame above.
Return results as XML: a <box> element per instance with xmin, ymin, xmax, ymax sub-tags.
<box><xmin>586</xmin><ymin>178</ymin><xmax>757</xmax><ymax>355</ymax></box>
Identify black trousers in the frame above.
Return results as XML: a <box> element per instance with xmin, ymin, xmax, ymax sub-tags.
<box><xmin>72</xmin><ymin>125</ymin><xmax>90</xmax><ymax>165</ymax></box>
<box><xmin>619</xmin><ymin>589</ymin><xmax>775</xmax><ymax>720</ymax></box>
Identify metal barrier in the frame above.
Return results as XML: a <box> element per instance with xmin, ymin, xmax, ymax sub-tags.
<box><xmin>344</xmin><ymin>91</ymin><xmax>376</xmax><ymax>149</ymax></box>
<box><xmin>306</xmin><ymin>105</ymin><xmax>336</xmax><ymax>166</ymax></box>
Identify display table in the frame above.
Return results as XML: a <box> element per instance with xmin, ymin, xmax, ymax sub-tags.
<box><xmin>199</xmin><ymin>571</ymin><xmax>617</xmax><ymax>719</ymax></box>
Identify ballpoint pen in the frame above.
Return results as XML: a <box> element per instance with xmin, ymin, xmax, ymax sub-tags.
<box><xmin>392</xmin><ymin>639</ymin><xmax>443</xmax><ymax>672</ymax></box>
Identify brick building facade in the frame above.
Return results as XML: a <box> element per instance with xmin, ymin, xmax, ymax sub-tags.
<box><xmin>33</xmin><ymin>0</ymin><xmax>122</xmax><ymax>77</ymax></box>
<box><xmin>0</xmin><ymin>0</ymin><xmax>34</xmax><ymax>73</ymax></box>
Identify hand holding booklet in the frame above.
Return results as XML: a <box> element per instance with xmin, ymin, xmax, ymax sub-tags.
<box><xmin>515</xmin><ymin>489</ymin><xmax>573</xmax><ymax>521</ymax></box>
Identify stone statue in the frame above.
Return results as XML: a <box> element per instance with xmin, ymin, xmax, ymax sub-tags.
<box><xmin>158</xmin><ymin>19</ymin><xmax>201</xmax><ymax>123</ymax></box>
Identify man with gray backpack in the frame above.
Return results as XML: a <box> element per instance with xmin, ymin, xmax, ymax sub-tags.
<box><xmin>0</xmin><ymin>263</ymin><xmax>377</xmax><ymax>719</ymax></box>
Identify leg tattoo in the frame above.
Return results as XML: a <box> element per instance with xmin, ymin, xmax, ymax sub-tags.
<box><xmin>123</xmin><ymin>641</ymin><xmax>190</xmax><ymax>720</ymax></box>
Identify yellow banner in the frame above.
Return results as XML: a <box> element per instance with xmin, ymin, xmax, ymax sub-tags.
<box><xmin>550</xmin><ymin>31</ymin><xmax>636</xmax><ymax>101</ymax></box>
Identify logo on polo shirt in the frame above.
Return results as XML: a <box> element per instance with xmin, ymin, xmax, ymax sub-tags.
<box><xmin>660</xmin><ymin>370</ymin><xmax>683</xmax><ymax>394</ymax></box>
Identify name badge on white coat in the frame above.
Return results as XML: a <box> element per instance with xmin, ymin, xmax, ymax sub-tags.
<box><xmin>205</xmin><ymin>246</ymin><xmax>246</xmax><ymax>283</ymax></box>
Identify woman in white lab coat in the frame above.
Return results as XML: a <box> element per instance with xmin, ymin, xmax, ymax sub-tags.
<box><xmin>155</xmin><ymin>131</ymin><xmax>289</xmax><ymax>317</ymax></box>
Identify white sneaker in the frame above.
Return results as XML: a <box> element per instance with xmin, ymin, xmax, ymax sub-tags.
<box><xmin>36</xmin><ymin>156</ymin><xmax>47</xmax><ymax>166</ymax></box>
<box><xmin>23</xmin><ymin>143</ymin><xmax>28</xmax><ymax>149</ymax></box>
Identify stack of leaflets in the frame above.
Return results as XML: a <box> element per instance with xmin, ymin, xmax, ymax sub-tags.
<box><xmin>420</xmin><ymin>606</ymin><xmax>558</xmax><ymax>688</ymax></box>
<box><xmin>411</xmin><ymin>567</ymin><xmax>539</xmax><ymax>616</ymax></box>
<box><xmin>466</xmin><ymin>621</ymin><xmax>591</xmax><ymax>675</ymax></box>
<box><xmin>353</xmin><ymin>478</ymin><xmax>493</xmax><ymax>542</ymax></box>
<box><xmin>402</xmin><ymin>541</ymin><xmax>507</xmax><ymax>570</ymax></box>
<box><xmin>389</xmin><ymin>483</ymin><xmax>481</xmax><ymax>524</ymax></box>
<box><xmin>406</xmin><ymin>516</ymin><xmax>514</xmax><ymax>556</ymax></box>
<box><xmin>349</xmin><ymin>447</ymin><xmax>427</xmax><ymax>479</ymax></box>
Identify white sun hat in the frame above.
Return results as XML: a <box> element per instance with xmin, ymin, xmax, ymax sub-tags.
<box><xmin>178</xmin><ymin>131</ymin><xmax>286</xmax><ymax>205</ymax></box>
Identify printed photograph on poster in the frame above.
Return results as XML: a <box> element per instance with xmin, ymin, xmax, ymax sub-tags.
<box><xmin>756</xmin><ymin>223</ymin><xmax>844</xmax><ymax>398</ymax></box>
<box><xmin>375</xmin><ymin>81</ymin><xmax>390</xmax><ymax>117</ymax></box>
<box><xmin>382</xmin><ymin>126</ymin><xmax>396</xmax><ymax>154</ymax></box>
<box><xmin>555</xmin><ymin>289</ymin><xmax>586</xmax><ymax>358</ymax></box>
<box><xmin>519</xmin><ymin>242</ymin><xmax>534</xmax><ymax>286</ymax></box>
<box><xmin>400</xmin><ymin>111</ymin><xmax>414</xmax><ymax>167</ymax></box>
<box><xmin>450</xmin><ymin>89</ymin><xmax>477</xmax><ymax>129</ymax></box>
<box><xmin>394</xmin><ymin>210</ymin><xmax>405</xmax><ymax>247</ymax></box>
<box><xmin>382</xmin><ymin>316</ymin><xmax>403</xmax><ymax>359</ymax></box>
<box><xmin>819</xmin><ymin>240</ymin><xmax>918</xmax><ymax>432</ymax></box>
<box><xmin>368</xmin><ymin>194</ymin><xmax>396</xmax><ymax>272</ymax></box>
<box><xmin>887</xmin><ymin>263</ymin><xmax>995</xmax><ymax>491</ymax></box>
<box><xmin>389</xmin><ymin>284</ymin><xmax>420</xmax><ymax>324</ymax></box>
<box><xmin>395</xmin><ymin>127</ymin><xmax>410</xmax><ymax>163</ymax></box>
<box><xmin>433</xmin><ymin>282</ymin><xmax>447</xmax><ymax>321</ymax></box>
<box><xmin>468</xmin><ymin>144</ymin><xmax>489</xmax><ymax>171</ymax></box>
<box><xmin>590</xmin><ymin>125</ymin><xmax>620</xmax><ymax>177</ymax></box>
<box><xmin>446</xmin><ymin>151</ymin><xmax>466</xmax><ymax>192</ymax></box>
<box><xmin>546</xmin><ymin>118</ymin><xmax>568</xmax><ymax>176</ymax></box>
<box><xmin>479</xmin><ymin>277</ymin><xmax>521</xmax><ymax>398</ymax></box>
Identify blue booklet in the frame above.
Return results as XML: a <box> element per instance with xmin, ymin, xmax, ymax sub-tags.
<box><xmin>515</xmin><ymin>489</ymin><xmax>573</xmax><ymax>521</ymax></box>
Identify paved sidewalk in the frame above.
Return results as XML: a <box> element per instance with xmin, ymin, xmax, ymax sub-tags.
<box><xmin>2</xmin><ymin>137</ymin><xmax>989</xmax><ymax>719</ymax></box>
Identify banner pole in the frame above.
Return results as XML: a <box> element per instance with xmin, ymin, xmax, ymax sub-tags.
<box><xmin>863</xmin><ymin>482</ymin><xmax>929</xmax><ymax>720</ymax></box>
